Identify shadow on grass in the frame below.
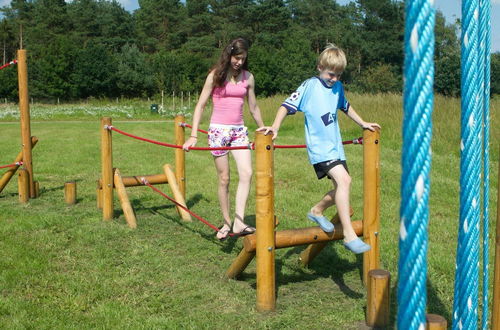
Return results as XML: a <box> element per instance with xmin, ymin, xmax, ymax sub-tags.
<box><xmin>126</xmin><ymin>193</ymin><xmax>256</xmax><ymax>255</ymax></box>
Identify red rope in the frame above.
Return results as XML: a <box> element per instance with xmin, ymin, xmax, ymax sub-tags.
<box><xmin>107</xmin><ymin>125</ymin><xmax>361</xmax><ymax>151</ymax></box>
<box><xmin>108</xmin><ymin>126</ymin><xmax>252</xmax><ymax>151</ymax></box>
<box><xmin>142</xmin><ymin>179</ymin><xmax>237</xmax><ymax>236</ymax></box>
<box><xmin>0</xmin><ymin>161</ymin><xmax>22</xmax><ymax>169</ymax></box>
<box><xmin>179</xmin><ymin>123</ymin><xmax>208</xmax><ymax>134</ymax></box>
<box><xmin>0</xmin><ymin>60</ymin><xmax>17</xmax><ymax>71</ymax></box>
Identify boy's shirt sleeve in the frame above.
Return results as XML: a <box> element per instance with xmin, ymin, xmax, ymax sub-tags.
<box><xmin>337</xmin><ymin>82</ymin><xmax>350</xmax><ymax>113</ymax></box>
<box><xmin>281</xmin><ymin>80</ymin><xmax>308</xmax><ymax>115</ymax></box>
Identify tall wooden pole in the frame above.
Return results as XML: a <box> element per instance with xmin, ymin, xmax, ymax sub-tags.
<box><xmin>101</xmin><ymin>117</ymin><xmax>113</xmax><ymax>220</ymax></box>
<box><xmin>17</xmin><ymin>49</ymin><xmax>34</xmax><ymax>198</ymax></box>
<box><xmin>255</xmin><ymin>131</ymin><xmax>275</xmax><ymax>312</ymax></box>
<box><xmin>363</xmin><ymin>129</ymin><xmax>381</xmax><ymax>285</ymax></box>
<box><xmin>492</xmin><ymin>147</ymin><xmax>500</xmax><ymax>330</ymax></box>
<box><xmin>174</xmin><ymin>115</ymin><xmax>186</xmax><ymax>199</ymax></box>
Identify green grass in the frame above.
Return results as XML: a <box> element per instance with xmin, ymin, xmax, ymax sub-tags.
<box><xmin>0</xmin><ymin>94</ymin><xmax>499</xmax><ymax>329</ymax></box>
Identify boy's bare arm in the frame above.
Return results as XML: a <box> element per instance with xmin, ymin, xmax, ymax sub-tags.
<box><xmin>256</xmin><ymin>106</ymin><xmax>288</xmax><ymax>140</ymax></box>
<box><xmin>345</xmin><ymin>104</ymin><xmax>381</xmax><ymax>131</ymax></box>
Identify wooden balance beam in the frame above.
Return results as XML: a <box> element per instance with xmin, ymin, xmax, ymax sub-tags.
<box><xmin>0</xmin><ymin>136</ymin><xmax>38</xmax><ymax>194</ymax></box>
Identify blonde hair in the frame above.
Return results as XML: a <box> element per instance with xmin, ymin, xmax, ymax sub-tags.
<box><xmin>317</xmin><ymin>43</ymin><xmax>347</xmax><ymax>72</ymax></box>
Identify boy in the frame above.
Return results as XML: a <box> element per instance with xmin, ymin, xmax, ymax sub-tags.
<box><xmin>259</xmin><ymin>44</ymin><xmax>380</xmax><ymax>254</ymax></box>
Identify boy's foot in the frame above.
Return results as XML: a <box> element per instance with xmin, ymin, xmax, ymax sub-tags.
<box><xmin>307</xmin><ymin>213</ymin><xmax>334</xmax><ymax>233</ymax></box>
<box><xmin>233</xmin><ymin>224</ymin><xmax>255</xmax><ymax>236</ymax></box>
<box><xmin>343</xmin><ymin>238</ymin><xmax>371</xmax><ymax>254</ymax></box>
<box><xmin>216</xmin><ymin>225</ymin><xmax>231</xmax><ymax>241</ymax></box>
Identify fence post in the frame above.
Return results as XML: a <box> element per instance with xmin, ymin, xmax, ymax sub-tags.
<box><xmin>101</xmin><ymin>117</ymin><xmax>113</xmax><ymax>220</ymax></box>
<box><xmin>174</xmin><ymin>115</ymin><xmax>186</xmax><ymax>199</ymax></box>
<box><xmin>255</xmin><ymin>131</ymin><xmax>275</xmax><ymax>312</ymax></box>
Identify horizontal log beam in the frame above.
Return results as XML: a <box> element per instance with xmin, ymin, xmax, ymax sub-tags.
<box><xmin>98</xmin><ymin>173</ymin><xmax>168</xmax><ymax>188</ymax></box>
<box><xmin>243</xmin><ymin>220</ymin><xmax>363</xmax><ymax>252</ymax></box>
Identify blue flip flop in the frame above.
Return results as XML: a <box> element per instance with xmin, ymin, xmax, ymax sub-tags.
<box><xmin>307</xmin><ymin>213</ymin><xmax>334</xmax><ymax>233</ymax></box>
<box><xmin>343</xmin><ymin>238</ymin><xmax>371</xmax><ymax>254</ymax></box>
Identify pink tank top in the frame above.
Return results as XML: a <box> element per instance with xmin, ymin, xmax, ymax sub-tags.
<box><xmin>210</xmin><ymin>71</ymin><xmax>248</xmax><ymax>125</ymax></box>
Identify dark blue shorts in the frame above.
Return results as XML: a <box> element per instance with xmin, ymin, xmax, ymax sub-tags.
<box><xmin>313</xmin><ymin>159</ymin><xmax>349</xmax><ymax>180</ymax></box>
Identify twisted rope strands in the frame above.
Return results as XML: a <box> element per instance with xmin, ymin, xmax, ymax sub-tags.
<box><xmin>453</xmin><ymin>0</ymin><xmax>482</xmax><ymax>328</ymax></box>
<box><xmin>480</xmin><ymin>0</ymin><xmax>491</xmax><ymax>330</ymax></box>
<box><xmin>479</xmin><ymin>0</ymin><xmax>491</xmax><ymax>328</ymax></box>
<box><xmin>397</xmin><ymin>1</ymin><xmax>435</xmax><ymax>329</ymax></box>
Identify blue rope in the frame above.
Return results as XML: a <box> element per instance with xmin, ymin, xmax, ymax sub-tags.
<box><xmin>397</xmin><ymin>1</ymin><xmax>435</xmax><ymax>328</ymax></box>
<box><xmin>453</xmin><ymin>0</ymin><xmax>482</xmax><ymax>328</ymax></box>
<box><xmin>479</xmin><ymin>0</ymin><xmax>491</xmax><ymax>328</ymax></box>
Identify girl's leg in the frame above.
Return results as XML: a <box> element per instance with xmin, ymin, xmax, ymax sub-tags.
<box><xmin>327</xmin><ymin>165</ymin><xmax>358</xmax><ymax>242</ymax></box>
<box><xmin>213</xmin><ymin>154</ymin><xmax>231</xmax><ymax>239</ymax></box>
<box><xmin>230</xmin><ymin>149</ymin><xmax>254</xmax><ymax>233</ymax></box>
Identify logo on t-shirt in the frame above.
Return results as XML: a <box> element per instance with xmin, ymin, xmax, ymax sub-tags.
<box><xmin>321</xmin><ymin>112</ymin><xmax>335</xmax><ymax>126</ymax></box>
<box><xmin>290</xmin><ymin>91</ymin><xmax>300</xmax><ymax>101</ymax></box>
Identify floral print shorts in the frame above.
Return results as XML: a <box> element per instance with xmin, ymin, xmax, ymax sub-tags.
<box><xmin>208</xmin><ymin>124</ymin><xmax>249</xmax><ymax>156</ymax></box>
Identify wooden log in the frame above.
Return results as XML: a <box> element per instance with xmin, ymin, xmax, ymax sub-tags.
<box><xmin>97</xmin><ymin>173</ymin><xmax>169</xmax><ymax>188</ymax></box>
<box><xmin>163</xmin><ymin>164</ymin><xmax>191</xmax><ymax>222</ymax></box>
<box><xmin>114</xmin><ymin>168</ymin><xmax>137</xmax><ymax>229</ymax></box>
<box><xmin>426</xmin><ymin>314</ymin><xmax>447</xmax><ymax>330</ymax></box>
<box><xmin>17</xmin><ymin>49</ymin><xmax>35</xmax><ymax>198</ymax></box>
<box><xmin>96</xmin><ymin>180</ymin><xmax>102</xmax><ymax>209</ymax></box>
<box><xmin>101</xmin><ymin>117</ymin><xmax>113</xmax><ymax>220</ymax></box>
<box><xmin>492</xmin><ymin>147</ymin><xmax>500</xmax><ymax>330</ymax></box>
<box><xmin>366</xmin><ymin>269</ymin><xmax>390</xmax><ymax>328</ymax></box>
<box><xmin>0</xmin><ymin>136</ymin><xmax>38</xmax><ymax>194</ymax></box>
<box><xmin>299</xmin><ymin>209</ymin><xmax>353</xmax><ymax>267</ymax></box>
<box><xmin>255</xmin><ymin>131</ymin><xmax>275</xmax><ymax>312</ymax></box>
<box><xmin>64</xmin><ymin>181</ymin><xmax>77</xmax><ymax>205</ymax></box>
<box><xmin>244</xmin><ymin>220</ymin><xmax>363</xmax><ymax>253</ymax></box>
<box><xmin>225</xmin><ymin>249</ymin><xmax>256</xmax><ymax>279</ymax></box>
<box><xmin>17</xmin><ymin>168</ymin><xmax>29</xmax><ymax>203</ymax></box>
<box><xmin>363</xmin><ymin>128</ymin><xmax>381</xmax><ymax>285</ymax></box>
<box><xmin>33</xmin><ymin>180</ymin><xmax>39</xmax><ymax>198</ymax></box>
<box><xmin>174</xmin><ymin>115</ymin><xmax>186</xmax><ymax>198</ymax></box>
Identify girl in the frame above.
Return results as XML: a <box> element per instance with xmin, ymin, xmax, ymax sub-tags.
<box><xmin>182</xmin><ymin>38</ymin><xmax>264</xmax><ymax>241</ymax></box>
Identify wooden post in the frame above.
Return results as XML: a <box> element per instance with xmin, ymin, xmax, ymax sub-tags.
<box><xmin>174</xmin><ymin>115</ymin><xmax>186</xmax><ymax>199</ymax></box>
<box><xmin>101</xmin><ymin>117</ymin><xmax>113</xmax><ymax>220</ymax></box>
<box><xmin>17</xmin><ymin>49</ymin><xmax>35</xmax><ymax>198</ymax></box>
<box><xmin>96</xmin><ymin>180</ymin><xmax>102</xmax><ymax>209</ymax></box>
<box><xmin>255</xmin><ymin>131</ymin><xmax>275</xmax><ymax>312</ymax></box>
<box><xmin>492</xmin><ymin>147</ymin><xmax>500</xmax><ymax>330</ymax></box>
<box><xmin>363</xmin><ymin>129</ymin><xmax>380</xmax><ymax>285</ymax></box>
<box><xmin>64</xmin><ymin>181</ymin><xmax>76</xmax><ymax>205</ymax></box>
<box><xmin>225</xmin><ymin>249</ymin><xmax>256</xmax><ymax>279</ymax></box>
<box><xmin>163</xmin><ymin>164</ymin><xmax>191</xmax><ymax>222</ymax></box>
<box><xmin>426</xmin><ymin>314</ymin><xmax>447</xmax><ymax>330</ymax></box>
<box><xmin>114</xmin><ymin>168</ymin><xmax>137</xmax><ymax>229</ymax></box>
<box><xmin>0</xmin><ymin>136</ymin><xmax>38</xmax><ymax>193</ymax></box>
<box><xmin>299</xmin><ymin>209</ymin><xmax>353</xmax><ymax>267</ymax></box>
<box><xmin>17</xmin><ymin>168</ymin><xmax>29</xmax><ymax>203</ymax></box>
<box><xmin>33</xmin><ymin>180</ymin><xmax>39</xmax><ymax>197</ymax></box>
<box><xmin>366</xmin><ymin>269</ymin><xmax>390</xmax><ymax>328</ymax></box>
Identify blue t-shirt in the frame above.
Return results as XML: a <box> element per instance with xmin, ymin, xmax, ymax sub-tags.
<box><xmin>282</xmin><ymin>77</ymin><xmax>350</xmax><ymax>165</ymax></box>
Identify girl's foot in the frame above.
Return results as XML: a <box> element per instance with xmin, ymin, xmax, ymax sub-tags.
<box><xmin>216</xmin><ymin>224</ymin><xmax>231</xmax><ymax>241</ymax></box>
<box><xmin>232</xmin><ymin>223</ymin><xmax>255</xmax><ymax>235</ymax></box>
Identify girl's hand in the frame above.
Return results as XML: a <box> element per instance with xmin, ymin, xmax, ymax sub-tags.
<box><xmin>256</xmin><ymin>126</ymin><xmax>279</xmax><ymax>140</ymax></box>
<box><xmin>182</xmin><ymin>136</ymin><xmax>197</xmax><ymax>151</ymax></box>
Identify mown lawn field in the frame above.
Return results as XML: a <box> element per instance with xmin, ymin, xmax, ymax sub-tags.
<box><xmin>0</xmin><ymin>94</ymin><xmax>499</xmax><ymax>329</ymax></box>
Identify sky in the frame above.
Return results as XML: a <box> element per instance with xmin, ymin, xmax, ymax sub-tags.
<box><xmin>0</xmin><ymin>0</ymin><xmax>499</xmax><ymax>52</ymax></box>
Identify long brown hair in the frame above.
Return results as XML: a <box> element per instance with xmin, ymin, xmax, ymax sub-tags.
<box><xmin>211</xmin><ymin>38</ymin><xmax>249</xmax><ymax>87</ymax></box>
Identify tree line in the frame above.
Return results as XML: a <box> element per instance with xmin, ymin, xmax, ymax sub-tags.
<box><xmin>0</xmin><ymin>0</ymin><xmax>499</xmax><ymax>101</ymax></box>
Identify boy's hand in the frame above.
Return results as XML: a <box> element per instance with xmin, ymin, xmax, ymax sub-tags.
<box><xmin>256</xmin><ymin>126</ymin><xmax>279</xmax><ymax>140</ymax></box>
<box><xmin>361</xmin><ymin>122</ymin><xmax>381</xmax><ymax>131</ymax></box>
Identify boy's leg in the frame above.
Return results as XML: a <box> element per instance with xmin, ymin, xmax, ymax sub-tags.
<box><xmin>213</xmin><ymin>154</ymin><xmax>231</xmax><ymax>239</ymax></box>
<box><xmin>310</xmin><ymin>189</ymin><xmax>336</xmax><ymax>216</ymax></box>
<box><xmin>326</xmin><ymin>165</ymin><xmax>358</xmax><ymax>242</ymax></box>
<box><xmin>230</xmin><ymin>149</ymin><xmax>255</xmax><ymax>234</ymax></box>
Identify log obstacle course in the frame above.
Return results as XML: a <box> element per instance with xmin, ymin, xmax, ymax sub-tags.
<box><xmin>0</xmin><ymin>49</ymin><xmax>38</xmax><ymax>202</ymax></box>
<box><xmin>225</xmin><ymin>129</ymin><xmax>385</xmax><ymax>318</ymax></box>
<box><xmin>99</xmin><ymin>117</ymin><xmax>191</xmax><ymax>228</ymax></box>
